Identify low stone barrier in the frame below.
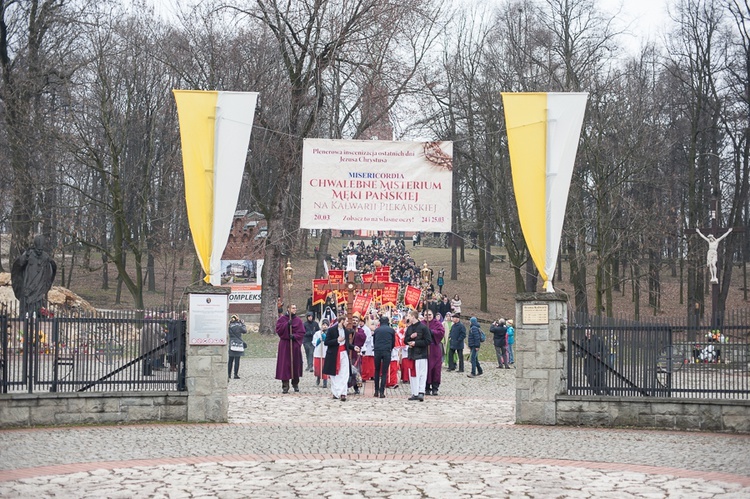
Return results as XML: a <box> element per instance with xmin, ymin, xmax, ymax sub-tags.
<box><xmin>556</xmin><ymin>395</ymin><xmax>750</xmax><ymax>433</ymax></box>
<box><xmin>515</xmin><ymin>292</ymin><xmax>750</xmax><ymax>433</ymax></box>
<box><xmin>0</xmin><ymin>392</ymin><xmax>187</xmax><ymax>427</ymax></box>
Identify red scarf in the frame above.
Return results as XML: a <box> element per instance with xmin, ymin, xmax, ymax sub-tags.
<box><xmin>336</xmin><ymin>344</ymin><xmax>346</xmax><ymax>374</ymax></box>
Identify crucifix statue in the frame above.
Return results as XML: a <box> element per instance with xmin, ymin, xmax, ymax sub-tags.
<box><xmin>695</xmin><ymin>227</ymin><xmax>732</xmax><ymax>284</ymax></box>
<box><xmin>686</xmin><ymin>195</ymin><xmax>744</xmax><ymax>327</ymax></box>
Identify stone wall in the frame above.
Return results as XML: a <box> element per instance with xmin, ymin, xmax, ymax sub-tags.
<box><xmin>514</xmin><ymin>292</ymin><xmax>750</xmax><ymax>433</ymax></box>
<box><xmin>514</xmin><ymin>292</ymin><xmax>568</xmax><ymax>426</ymax></box>
<box><xmin>0</xmin><ymin>392</ymin><xmax>187</xmax><ymax>427</ymax></box>
<box><xmin>0</xmin><ymin>286</ymin><xmax>231</xmax><ymax>428</ymax></box>
<box><xmin>184</xmin><ymin>286</ymin><xmax>230</xmax><ymax>423</ymax></box>
<box><xmin>556</xmin><ymin>395</ymin><xmax>750</xmax><ymax>433</ymax></box>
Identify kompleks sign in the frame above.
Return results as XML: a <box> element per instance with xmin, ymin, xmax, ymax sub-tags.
<box><xmin>227</xmin><ymin>285</ymin><xmax>262</xmax><ymax>304</ymax></box>
<box><xmin>300</xmin><ymin>139</ymin><xmax>453</xmax><ymax>232</ymax></box>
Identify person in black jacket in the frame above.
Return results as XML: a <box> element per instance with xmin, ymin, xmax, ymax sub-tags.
<box><xmin>490</xmin><ymin>319</ymin><xmax>510</xmax><ymax>369</ymax></box>
<box><xmin>582</xmin><ymin>328</ymin><xmax>609</xmax><ymax>395</ymax></box>
<box><xmin>372</xmin><ymin>316</ymin><xmax>396</xmax><ymax>398</ymax></box>
<box><xmin>405</xmin><ymin>310</ymin><xmax>432</xmax><ymax>401</ymax></box>
<box><xmin>448</xmin><ymin>314</ymin><xmax>466</xmax><ymax>372</ymax></box>
<box><xmin>227</xmin><ymin>315</ymin><xmax>247</xmax><ymax>379</ymax></box>
<box><xmin>323</xmin><ymin>317</ymin><xmax>359</xmax><ymax>401</ymax></box>
<box><xmin>437</xmin><ymin>295</ymin><xmax>451</xmax><ymax>319</ymax></box>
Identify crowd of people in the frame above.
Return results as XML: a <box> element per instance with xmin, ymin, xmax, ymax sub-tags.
<box><xmin>228</xmin><ymin>237</ymin><xmax>519</xmax><ymax>399</ymax></box>
<box><xmin>266</xmin><ymin>305</ymin><xmax>517</xmax><ymax>401</ymax></box>
<box><xmin>328</xmin><ymin>237</ymin><xmax>424</xmax><ymax>289</ymax></box>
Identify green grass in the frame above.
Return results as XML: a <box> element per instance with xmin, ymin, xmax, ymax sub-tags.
<box><xmin>242</xmin><ymin>328</ymin><xmax>281</xmax><ymax>358</ymax></box>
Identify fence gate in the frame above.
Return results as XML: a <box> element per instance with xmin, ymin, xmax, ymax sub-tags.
<box><xmin>568</xmin><ymin>319</ymin><xmax>674</xmax><ymax>397</ymax></box>
<box><xmin>568</xmin><ymin>313</ymin><xmax>750</xmax><ymax>399</ymax></box>
<box><xmin>1</xmin><ymin>311</ymin><xmax>187</xmax><ymax>394</ymax></box>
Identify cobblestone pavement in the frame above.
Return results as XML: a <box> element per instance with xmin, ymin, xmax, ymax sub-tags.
<box><xmin>1</xmin><ymin>357</ymin><xmax>749</xmax><ymax>498</ymax></box>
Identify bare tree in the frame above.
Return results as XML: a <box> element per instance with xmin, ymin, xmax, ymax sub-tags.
<box><xmin>63</xmin><ymin>6</ymin><xmax>180</xmax><ymax>309</ymax></box>
<box><xmin>221</xmin><ymin>0</ymin><xmax>445</xmax><ymax>333</ymax></box>
<box><xmin>0</xmin><ymin>0</ymin><xmax>80</xmax><ymax>265</ymax></box>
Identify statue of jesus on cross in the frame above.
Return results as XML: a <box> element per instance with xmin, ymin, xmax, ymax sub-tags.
<box><xmin>696</xmin><ymin>227</ymin><xmax>732</xmax><ymax>283</ymax></box>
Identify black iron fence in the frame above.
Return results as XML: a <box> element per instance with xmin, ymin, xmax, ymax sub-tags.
<box><xmin>1</xmin><ymin>307</ymin><xmax>186</xmax><ymax>393</ymax></box>
<box><xmin>568</xmin><ymin>313</ymin><xmax>750</xmax><ymax>399</ymax></box>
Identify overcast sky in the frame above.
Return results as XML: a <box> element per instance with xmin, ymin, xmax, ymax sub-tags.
<box><xmin>148</xmin><ymin>0</ymin><xmax>673</xmax><ymax>55</ymax></box>
<box><xmin>601</xmin><ymin>0</ymin><xmax>671</xmax><ymax>54</ymax></box>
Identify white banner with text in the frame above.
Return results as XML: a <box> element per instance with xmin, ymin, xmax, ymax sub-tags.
<box><xmin>300</xmin><ymin>139</ymin><xmax>453</xmax><ymax>232</ymax></box>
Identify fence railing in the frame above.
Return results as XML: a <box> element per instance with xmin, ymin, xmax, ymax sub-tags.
<box><xmin>1</xmin><ymin>308</ymin><xmax>186</xmax><ymax>394</ymax></box>
<box><xmin>567</xmin><ymin>314</ymin><xmax>750</xmax><ymax>399</ymax></box>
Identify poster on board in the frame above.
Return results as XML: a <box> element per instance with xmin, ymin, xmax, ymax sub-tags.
<box><xmin>189</xmin><ymin>293</ymin><xmax>229</xmax><ymax>345</ymax></box>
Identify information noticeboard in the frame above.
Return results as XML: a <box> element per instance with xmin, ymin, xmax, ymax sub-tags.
<box><xmin>189</xmin><ymin>294</ymin><xmax>228</xmax><ymax>345</ymax></box>
<box><xmin>522</xmin><ymin>304</ymin><xmax>549</xmax><ymax>325</ymax></box>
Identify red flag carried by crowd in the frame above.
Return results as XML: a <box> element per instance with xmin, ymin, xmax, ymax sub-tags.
<box><xmin>403</xmin><ymin>285</ymin><xmax>422</xmax><ymax>310</ymax></box>
<box><xmin>328</xmin><ymin>269</ymin><xmax>344</xmax><ymax>284</ymax></box>
<box><xmin>381</xmin><ymin>282</ymin><xmax>400</xmax><ymax>307</ymax></box>
<box><xmin>374</xmin><ymin>266</ymin><xmax>390</xmax><ymax>283</ymax></box>
<box><xmin>352</xmin><ymin>293</ymin><xmax>372</xmax><ymax>316</ymax></box>
<box><xmin>312</xmin><ymin>279</ymin><xmax>328</xmax><ymax>306</ymax></box>
<box><xmin>327</xmin><ymin>270</ymin><xmax>346</xmax><ymax>306</ymax></box>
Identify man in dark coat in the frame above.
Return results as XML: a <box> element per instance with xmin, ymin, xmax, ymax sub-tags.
<box><xmin>11</xmin><ymin>235</ymin><xmax>57</xmax><ymax>317</ymax></box>
<box><xmin>275</xmin><ymin>304</ymin><xmax>306</xmax><ymax>393</ymax></box>
<box><xmin>323</xmin><ymin>317</ymin><xmax>357</xmax><ymax>401</ymax></box>
<box><xmin>490</xmin><ymin>319</ymin><xmax>509</xmax><ymax>369</ymax></box>
<box><xmin>582</xmin><ymin>328</ymin><xmax>609</xmax><ymax>395</ymax></box>
<box><xmin>405</xmin><ymin>310</ymin><xmax>432</xmax><ymax>401</ymax></box>
<box><xmin>437</xmin><ymin>295</ymin><xmax>451</xmax><ymax>319</ymax></box>
<box><xmin>447</xmin><ymin>314</ymin><xmax>466</xmax><ymax>372</ymax></box>
<box><xmin>372</xmin><ymin>316</ymin><xmax>396</xmax><ymax>398</ymax></box>
<box><xmin>141</xmin><ymin>320</ymin><xmax>162</xmax><ymax>376</ymax></box>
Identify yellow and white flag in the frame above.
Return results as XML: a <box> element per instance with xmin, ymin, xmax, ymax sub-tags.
<box><xmin>501</xmin><ymin>92</ymin><xmax>588</xmax><ymax>292</ymax></box>
<box><xmin>173</xmin><ymin>90</ymin><xmax>258</xmax><ymax>285</ymax></box>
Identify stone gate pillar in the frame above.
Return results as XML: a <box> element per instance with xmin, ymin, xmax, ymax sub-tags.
<box><xmin>515</xmin><ymin>292</ymin><xmax>568</xmax><ymax>425</ymax></box>
<box><xmin>185</xmin><ymin>286</ymin><xmax>230</xmax><ymax>423</ymax></box>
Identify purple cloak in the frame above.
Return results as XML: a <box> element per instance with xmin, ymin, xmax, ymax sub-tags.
<box><xmin>275</xmin><ymin>313</ymin><xmax>306</xmax><ymax>380</ymax></box>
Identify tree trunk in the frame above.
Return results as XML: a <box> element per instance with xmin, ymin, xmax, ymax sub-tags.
<box><xmin>147</xmin><ymin>252</ymin><xmax>156</xmax><ymax>292</ymax></box>
<box><xmin>478</xmin><ymin>224</ymin><xmax>488</xmax><ymax>313</ymax></box>
<box><xmin>259</xmin><ymin>217</ymin><xmax>285</xmax><ymax>335</ymax></box>
<box><xmin>525</xmin><ymin>258</ymin><xmax>537</xmax><ymax>293</ymax></box>
<box><xmin>316</xmin><ymin>229</ymin><xmax>332</xmax><ymax>278</ymax></box>
<box><xmin>101</xmin><ymin>252</ymin><xmax>109</xmax><ymax>290</ymax></box>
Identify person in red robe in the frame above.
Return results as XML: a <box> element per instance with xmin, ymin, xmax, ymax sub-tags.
<box><xmin>275</xmin><ymin>304</ymin><xmax>306</xmax><ymax>393</ymax></box>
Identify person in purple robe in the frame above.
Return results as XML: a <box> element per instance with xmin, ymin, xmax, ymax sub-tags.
<box><xmin>423</xmin><ymin>309</ymin><xmax>445</xmax><ymax>396</ymax></box>
<box><xmin>275</xmin><ymin>304</ymin><xmax>306</xmax><ymax>393</ymax></box>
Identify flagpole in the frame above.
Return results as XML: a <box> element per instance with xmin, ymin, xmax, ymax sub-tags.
<box><xmin>284</xmin><ymin>260</ymin><xmax>295</xmax><ymax>384</ymax></box>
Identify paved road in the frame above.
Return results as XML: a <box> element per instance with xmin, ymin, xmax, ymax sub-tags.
<box><xmin>1</xmin><ymin>357</ymin><xmax>749</xmax><ymax>498</ymax></box>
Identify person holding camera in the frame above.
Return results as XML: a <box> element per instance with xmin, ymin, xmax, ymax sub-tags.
<box><xmin>228</xmin><ymin>315</ymin><xmax>247</xmax><ymax>380</ymax></box>
<box><xmin>490</xmin><ymin>319</ymin><xmax>510</xmax><ymax>369</ymax></box>
<box><xmin>405</xmin><ymin>310</ymin><xmax>432</xmax><ymax>401</ymax></box>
